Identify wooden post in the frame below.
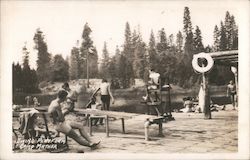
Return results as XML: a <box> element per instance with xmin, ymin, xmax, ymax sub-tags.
<box><xmin>89</xmin><ymin>117</ymin><xmax>93</xmax><ymax>136</ymax></box>
<box><xmin>168</xmin><ymin>84</ymin><xmax>172</xmax><ymax>117</ymax></box>
<box><xmin>105</xmin><ymin>115</ymin><xmax>109</xmax><ymax>137</ymax></box>
<box><xmin>144</xmin><ymin>119</ymin><xmax>150</xmax><ymax>141</ymax></box>
<box><xmin>158</xmin><ymin>120</ymin><xmax>163</xmax><ymax>136</ymax></box>
<box><xmin>202</xmin><ymin>69</ymin><xmax>211</xmax><ymax>119</ymax></box>
<box><xmin>121</xmin><ymin>118</ymin><xmax>125</xmax><ymax>134</ymax></box>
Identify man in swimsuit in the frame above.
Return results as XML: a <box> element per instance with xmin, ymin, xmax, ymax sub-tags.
<box><xmin>48</xmin><ymin>90</ymin><xmax>100</xmax><ymax>149</ymax></box>
<box><xmin>227</xmin><ymin>80</ymin><xmax>237</xmax><ymax>110</ymax></box>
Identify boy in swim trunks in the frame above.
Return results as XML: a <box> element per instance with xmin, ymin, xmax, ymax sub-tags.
<box><xmin>48</xmin><ymin>90</ymin><xmax>100</xmax><ymax>149</ymax></box>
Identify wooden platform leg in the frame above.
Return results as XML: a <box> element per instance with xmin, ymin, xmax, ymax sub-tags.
<box><xmin>144</xmin><ymin>119</ymin><xmax>150</xmax><ymax>141</ymax></box>
<box><xmin>121</xmin><ymin>118</ymin><xmax>125</xmax><ymax>134</ymax></box>
<box><xmin>89</xmin><ymin>117</ymin><xmax>93</xmax><ymax>136</ymax></box>
<box><xmin>105</xmin><ymin>115</ymin><xmax>109</xmax><ymax>137</ymax></box>
<box><xmin>158</xmin><ymin>120</ymin><xmax>163</xmax><ymax>136</ymax></box>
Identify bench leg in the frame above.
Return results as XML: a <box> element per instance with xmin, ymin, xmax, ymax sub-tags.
<box><xmin>121</xmin><ymin>118</ymin><xmax>125</xmax><ymax>134</ymax></box>
<box><xmin>105</xmin><ymin>115</ymin><xmax>109</xmax><ymax>137</ymax></box>
<box><xmin>89</xmin><ymin>117</ymin><xmax>93</xmax><ymax>136</ymax></box>
<box><xmin>144</xmin><ymin>120</ymin><xmax>150</xmax><ymax>141</ymax></box>
<box><xmin>158</xmin><ymin>121</ymin><xmax>163</xmax><ymax>136</ymax></box>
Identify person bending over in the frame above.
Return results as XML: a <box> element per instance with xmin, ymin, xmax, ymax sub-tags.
<box><xmin>48</xmin><ymin>90</ymin><xmax>100</xmax><ymax>149</ymax></box>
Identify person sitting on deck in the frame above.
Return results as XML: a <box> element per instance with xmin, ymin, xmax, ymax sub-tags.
<box><xmin>61</xmin><ymin>82</ymin><xmax>79</xmax><ymax>113</ymax></box>
<box><xmin>143</xmin><ymin>69</ymin><xmax>161</xmax><ymax>103</ymax></box>
<box><xmin>48</xmin><ymin>90</ymin><xmax>100</xmax><ymax>149</ymax></box>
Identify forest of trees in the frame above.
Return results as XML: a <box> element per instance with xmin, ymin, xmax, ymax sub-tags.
<box><xmin>12</xmin><ymin>8</ymin><xmax>238</xmax><ymax>94</ymax></box>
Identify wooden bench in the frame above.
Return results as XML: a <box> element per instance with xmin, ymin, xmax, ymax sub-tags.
<box><xmin>74</xmin><ymin>109</ymin><xmax>136</xmax><ymax>137</ymax></box>
<box><xmin>74</xmin><ymin>108</ymin><xmax>166</xmax><ymax>141</ymax></box>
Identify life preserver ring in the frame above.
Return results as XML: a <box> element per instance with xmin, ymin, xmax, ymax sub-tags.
<box><xmin>192</xmin><ymin>52</ymin><xmax>214</xmax><ymax>73</ymax></box>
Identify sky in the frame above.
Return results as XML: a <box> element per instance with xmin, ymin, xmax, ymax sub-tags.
<box><xmin>1</xmin><ymin>0</ymin><xmax>241</xmax><ymax>69</ymax></box>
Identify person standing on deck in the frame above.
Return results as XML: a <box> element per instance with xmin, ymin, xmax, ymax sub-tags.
<box><xmin>100</xmin><ymin>78</ymin><xmax>115</xmax><ymax>111</ymax></box>
<box><xmin>227</xmin><ymin>80</ymin><xmax>237</xmax><ymax>110</ymax></box>
<box><xmin>143</xmin><ymin>69</ymin><xmax>161</xmax><ymax>103</ymax></box>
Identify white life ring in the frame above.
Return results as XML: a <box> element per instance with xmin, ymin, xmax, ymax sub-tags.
<box><xmin>192</xmin><ymin>52</ymin><xmax>214</xmax><ymax>73</ymax></box>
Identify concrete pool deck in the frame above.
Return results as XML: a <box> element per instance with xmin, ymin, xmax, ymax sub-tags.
<box><xmin>64</xmin><ymin>104</ymin><xmax>238</xmax><ymax>153</ymax></box>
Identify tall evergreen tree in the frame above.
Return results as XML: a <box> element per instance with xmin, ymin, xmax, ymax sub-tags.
<box><xmin>114</xmin><ymin>46</ymin><xmax>122</xmax><ymax>78</ymax></box>
<box><xmin>121</xmin><ymin>22</ymin><xmax>134</xmax><ymax>87</ymax></box>
<box><xmin>88</xmin><ymin>47</ymin><xmax>99</xmax><ymax>78</ymax></box>
<box><xmin>80</xmin><ymin>23</ymin><xmax>98</xmax><ymax>79</ymax></box>
<box><xmin>148</xmin><ymin>30</ymin><xmax>158</xmax><ymax>70</ymax></box>
<box><xmin>193</xmin><ymin>26</ymin><xmax>204</xmax><ymax>53</ymax></box>
<box><xmin>230</xmin><ymin>15</ymin><xmax>238</xmax><ymax>50</ymax></box>
<box><xmin>219</xmin><ymin>21</ymin><xmax>227</xmax><ymax>51</ymax></box>
<box><xmin>22</xmin><ymin>43</ymin><xmax>29</xmax><ymax>69</ymax></box>
<box><xmin>123</xmin><ymin>22</ymin><xmax>133</xmax><ymax>61</ymax></box>
<box><xmin>13</xmin><ymin>62</ymin><xmax>23</xmax><ymax>93</ymax></box>
<box><xmin>100</xmin><ymin>41</ymin><xmax>110</xmax><ymax>78</ymax></box>
<box><xmin>33</xmin><ymin>28</ymin><xmax>52</xmax><ymax>82</ymax></box>
<box><xmin>156</xmin><ymin>28</ymin><xmax>168</xmax><ymax>53</ymax></box>
<box><xmin>176</xmin><ymin>31</ymin><xmax>183</xmax><ymax>53</ymax></box>
<box><xmin>51</xmin><ymin>54</ymin><xmax>69</xmax><ymax>82</ymax></box>
<box><xmin>183</xmin><ymin>7</ymin><xmax>194</xmax><ymax>55</ymax></box>
<box><xmin>213</xmin><ymin>25</ymin><xmax>220</xmax><ymax>52</ymax></box>
<box><xmin>224</xmin><ymin>11</ymin><xmax>231</xmax><ymax>50</ymax></box>
<box><xmin>69</xmin><ymin>41</ymin><xmax>80</xmax><ymax>80</ymax></box>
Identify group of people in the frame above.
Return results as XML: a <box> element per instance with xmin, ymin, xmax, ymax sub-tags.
<box><xmin>180</xmin><ymin>80</ymin><xmax>237</xmax><ymax>113</ymax></box>
<box><xmin>34</xmin><ymin>69</ymin><xmax>237</xmax><ymax>150</ymax></box>
<box><xmin>47</xmin><ymin>78</ymin><xmax>115</xmax><ymax>150</ymax></box>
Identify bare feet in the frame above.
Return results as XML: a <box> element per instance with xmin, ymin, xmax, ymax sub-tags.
<box><xmin>89</xmin><ymin>141</ymin><xmax>100</xmax><ymax>150</ymax></box>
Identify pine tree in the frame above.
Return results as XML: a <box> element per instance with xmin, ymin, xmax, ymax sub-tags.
<box><xmin>114</xmin><ymin>46</ymin><xmax>121</xmax><ymax>78</ymax></box>
<box><xmin>22</xmin><ymin>43</ymin><xmax>29</xmax><ymax>69</ymax></box>
<box><xmin>148</xmin><ymin>30</ymin><xmax>158</xmax><ymax>70</ymax></box>
<box><xmin>230</xmin><ymin>15</ymin><xmax>238</xmax><ymax>50</ymax></box>
<box><xmin>224</xmin><ymin>11</ymin><xmax>231</xmax><ymax>50</ymax></box>
<box><xmin>168</xmin><ymin>34</ymin><xmax>174</xmax><ymax>48</ymax></box>
<box><xmin>183</xmin><ymin>7</ymin><xmax>194</xmax><ymax>55</ymax></box>
<box><xmin>88</xmin><ymin>47</ymin><xmax>99</xmax><ymax>78</ymax></box>
<box><xmin>121</xmin><ymin>22</ymin><xmax>134</xmax><ymax>87</ymax></box>
<box><xmin>213</xmin><ymin>25</ymin><xmax>220</xmax><ymax>52</ymax></box>
<box><xmin>193</xmin><ymin>26</ymin><xmax>204</xmax><ymax>53</ymax></box>
<box><xmin>69</xmin><ymin>41</ymin><xmax>80</xmax><ymax>80</ymax></box>
<box><xmin>219</xmin><ymin>21</ymin><xmax>227</xmax><ymax>51</ymax></box>
<box><xmin>100</xmin><ymin>41</ymin><xmax>110</xmax><ymax>78</ymax></box>
<box><xmin>13</xmin><ymin>63</ymin><xmax>23</xmax><ymax>93</ymax></box>
<box><xmin>156</xmin><ymin>28</ymin><xmax>168</xmax><ymax>53</ymax></box>
<box><xmin>123</xmin><ymin>22</ymin><xmax>133</xmax><ymax>61</ymax></box>
<box><xmin>51</xmin><ymin>54</ymin><xmax>69</xmax><ymax>82</ymax></box>
<box><xmin>33</xmin><ymin>28</ymin><xmax>52</xmax><ymax>82</ymax></box>
<box><xmin>176</xmin><ymin>31</ymin><xmax>183</xmax><ymax>53</ymax></box>
<box><xmin>80</xmin><ymin>23</ymin><xmax>98</xmax><ymax>79</ymax></box>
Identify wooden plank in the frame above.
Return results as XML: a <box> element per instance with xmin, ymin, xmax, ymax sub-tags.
<box><xmin>74</xmin><ymin>108</ymin><xmax>137</xmax><ymax>119</ymax></box>
<box><xmin>209</xmin><ymin>50</ymin><xmax>238</xmax><ymax>57</ymax></box>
